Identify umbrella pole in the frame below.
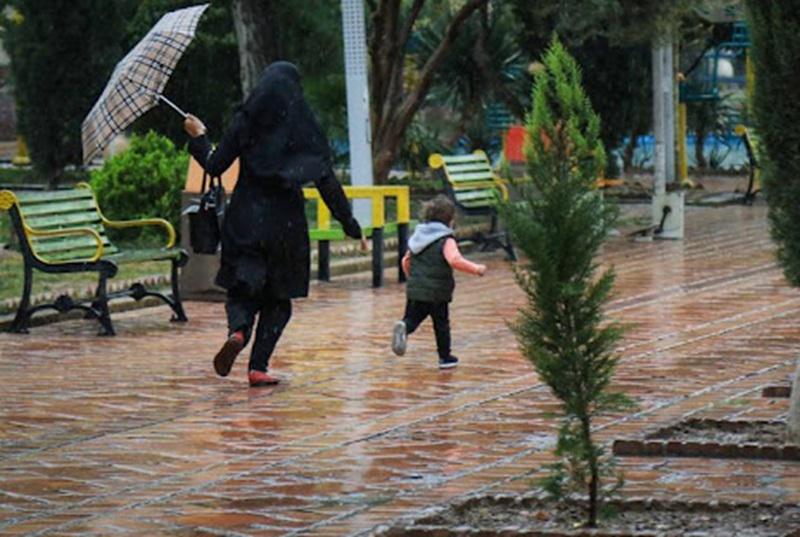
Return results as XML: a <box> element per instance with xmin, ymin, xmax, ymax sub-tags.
<box><xmin>157</xmin><ymin>94</ymin><xmax>188</xmax><ymax>118</ymax></box>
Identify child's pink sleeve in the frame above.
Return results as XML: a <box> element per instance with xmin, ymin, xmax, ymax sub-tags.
<box><xmin>402</xmin><ymin>250</ymin><xmax>411</xmax><ymax>277</ymax></box>
<box><xmin>443</xmin><ymin>238</ymin><xmax>482</xmax><ymax>275</ymax></box>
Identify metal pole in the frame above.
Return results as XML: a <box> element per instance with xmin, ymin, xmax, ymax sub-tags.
<box><xmin>652</xmin><ymin>39</ymin><xmax>676</xmax><ymax>198</ymax></box>
<box><xmin>341</xmin><ymin>0</ymin><xmax>374</xmax><ymax>227</ymax></box>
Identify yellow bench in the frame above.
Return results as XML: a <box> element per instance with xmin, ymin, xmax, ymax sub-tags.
<box><xmin>304</xmin><ymin>185</ymin><xmax>411</xmax><ymax>287</ymax></box>
<box><xmin>184</xmin><ymin>157</ymin><xmax>410</xmax><ymax>288</ymax></box>
<box><xmin>428</xmin><ymin>150</ymin><xmax>516</xmax><ymax>260</ymax></box>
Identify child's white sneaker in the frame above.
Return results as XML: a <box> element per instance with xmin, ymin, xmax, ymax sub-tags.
<box><xmin>391</xmin><ymin>320</ymin><xmax>407</xmax><ymax>356</ymax></box>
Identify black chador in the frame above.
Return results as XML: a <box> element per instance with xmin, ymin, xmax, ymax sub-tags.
<box><xmin>188</xmin><ymin>62</ymin><xmax>361</xmax><ymax>380</ymax></box>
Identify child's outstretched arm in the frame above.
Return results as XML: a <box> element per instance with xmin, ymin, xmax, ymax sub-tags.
<box><xmin>443</xmin><ymin>238</ymin><xmax>486</xmax><ymax>276</ymax></box>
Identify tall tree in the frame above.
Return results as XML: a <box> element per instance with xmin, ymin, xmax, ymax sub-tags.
<box><xmin>503</xmin><ymin>38</ymin><xmax>631</xmax><ymax>527</ymax></box>
<box><xmin>509</xmin><ymin>0</ymin><xmax>695</xmax><ymax>175</ymax></box>
<box><xmin>746</xmin><ymin>0</ymin><xmax>800</xmax><ymax>443</ymax></box>
<box><xmin>231</xmin><ymin>0</ymin><xmax>280</xmax><ymax>96</ymax></box>
<box><xmin>414</xmin><ymin>1</ymin><xmax>530</xmax><ymax>145</ymax></box>
<box><xmin>228</xmin><ymin>1</ymin><xmax>346</xmax><ymax>141</ymax></box>
<box><xmin>367</xmin><ymin>0</ymin><xmax>490</xmax><ymax>183</ymax></box>
<box><xmin>4</xmin><ymin>0</ymin><xmax>129</xmax><ymax>187</ymax></box>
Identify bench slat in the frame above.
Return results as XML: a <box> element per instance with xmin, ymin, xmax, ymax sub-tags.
<box><xmin>20</xmin><ymin>199</ymin><xmax>98</xmax><ymax>217</ymax></box>
<box><xmin>445</xmin><ymin>162</ymin><xmax>493</xmax><ymax>174</ymax></box>
<box><xmin>15</xmin><ymin>189</ymin><xmax>94</xmax><ymax>204</ymax></box>
<box><xmin>32</xmin><ymin>235</ymin><xmax>112</xmax><ymax>254</ymax></box>
<box><xmin>25</xmin><ymin>212</ymin><xmax>102</xmax><ymax>229</ymax></box>
<box><xmin>43</xmin><ymin>244</ymin><xmax>120</xmax><ymax>262</ymax></box>
<box><xmin>448</xmin><ymin>171</ymin><xmax>495</xmax><ymax>183</ymax></box>
<box><xmin>106</xmin><ymin>248</ymin><xmax>183</xmax><ymax>264</ymax></box>
<box><xmin>455</xmin><ymin>190</ymin><xmax>498</xmax><ymax>202</ymax></box>
<box><xmin>441</xmin><ymin>154</ymin><xmax>487</xmax><ymax>164</ymax></box>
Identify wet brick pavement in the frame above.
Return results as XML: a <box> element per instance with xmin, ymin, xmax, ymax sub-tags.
<box><xmin>0</xmin><ymin>204</ymin><xmax>798</xmax><ymax>536</ymax></box>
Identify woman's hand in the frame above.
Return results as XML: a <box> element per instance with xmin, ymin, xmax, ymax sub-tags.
<box><xmin>183</xmin><ymin>114</ymin><xmax>207</xmax><ymax>138</ymax></box>
<box><xmin>359</xmin><ymin>232</ymin><xmax>369</xmax><ymax>253</ymax></box>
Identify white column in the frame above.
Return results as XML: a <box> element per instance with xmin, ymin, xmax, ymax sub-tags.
<box><xmin>651</xmin><ymin>37</ymin><xmax>683</xmax><ymax>239</ymax></box>
<box><xmin>652</xmin><ymin>39</ymin><xmax>676</xmax><ymax>196</ymax></box>
<box><xmin>341</xmin><ymin>0</ymin><xmax>373</xmax><ymax>227</ymax></box>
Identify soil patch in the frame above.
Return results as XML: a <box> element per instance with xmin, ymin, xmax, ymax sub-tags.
<box><xmin>762</xmin><ymin>385</ymin><xmax>792</xmax><ymax>398</ymax></box>
<box><xmin>648</xmin><ymin>419</ymin><xmax>787</xmax><ymax>445</ymax></box>
<box><xmin>377</xmin><ymin>496</ymin><xmax>800</xmax><ymax>536</ymax></box>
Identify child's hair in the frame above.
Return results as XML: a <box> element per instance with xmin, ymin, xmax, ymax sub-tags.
<box><xmin>422</xmin><ymin>194</ymin><xmax>455</xmax><ymax>224</ymax></box>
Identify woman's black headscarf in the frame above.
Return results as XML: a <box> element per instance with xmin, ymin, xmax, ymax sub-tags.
<box><xmin>237</xmin><ymin>61</ymin><xmax>333</xmax><ymax>188</ymax></box>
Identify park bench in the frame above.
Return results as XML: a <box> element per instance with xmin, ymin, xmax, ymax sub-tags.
<box><xmin>428</xmin><ymin>150</ymin><xmax>516</xmax><ymax>260</ymax></box>
<box><xmin>0</xmin><ymin>183</ymin><xmax>188</xmax><ymax>335</ymax></box>
<box><xmin>304</xmin><ymin>185</ymin><xmax>411</xmax><ymax>287</ymax></box>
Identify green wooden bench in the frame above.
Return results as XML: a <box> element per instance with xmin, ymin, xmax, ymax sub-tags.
<box><xmin>0</xmin><ymin>183</ymin><xmax>188</xmax><ymax>335</ymax></box>
<box><xmin>428</xmin><ymin>150</ymin><xmax>516</xmax><ymax>260</ymax></box>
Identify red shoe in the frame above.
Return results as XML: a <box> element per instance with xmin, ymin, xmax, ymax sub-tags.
<box><xmin>213</xmin><ymin>331</ymin><xmax>245</xmax><ymax>377</ymax></box>
<box><xmin>248</xmin><ymin>370</ymin><xmax>280</xmax><ymax>387</ymax></box>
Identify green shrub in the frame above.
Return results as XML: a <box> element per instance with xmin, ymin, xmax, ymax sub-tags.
<box><xmin>90</xmin><ymin>131</ymin><xmax>188</xmax><ymax>242</ymax></box>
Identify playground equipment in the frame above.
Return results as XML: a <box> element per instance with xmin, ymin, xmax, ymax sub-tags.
<box><xmin>678</xmin><ymin>21</ymin><xmax>752</xmax><ymax>191</ymax></box>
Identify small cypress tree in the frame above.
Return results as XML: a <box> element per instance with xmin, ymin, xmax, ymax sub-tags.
<box><xmin>502</xmin><ymin>37</ymin><xmax>631</xmax><ymax>527</ymax></box>
<box><xmin>746</xmin><ymin>1</ymin><xmax>800</xmax><ymax>443</ymax></box>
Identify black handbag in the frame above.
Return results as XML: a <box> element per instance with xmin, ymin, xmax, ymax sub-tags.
<box><xmin>185</xmin><ymin>172</ymin><xmax>226</xmax><ymax>254</ymax></box>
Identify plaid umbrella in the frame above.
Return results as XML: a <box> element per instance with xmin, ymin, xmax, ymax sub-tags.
<box><xmin>82</xmin><ymin>3</ymin><xmax>210</xmax><ymax>164</ymax></box>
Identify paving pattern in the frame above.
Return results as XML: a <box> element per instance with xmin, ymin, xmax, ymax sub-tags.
<box><xmin>0</xmin><ymin>204</ymin><xmax>798</xmax><ymax>536</ymax></box>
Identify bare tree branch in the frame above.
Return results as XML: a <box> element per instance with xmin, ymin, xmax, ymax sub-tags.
<box><xmin>393</xmin><ymin>0</ymin><xmax>490</xmax><ymax>141</ymax></box>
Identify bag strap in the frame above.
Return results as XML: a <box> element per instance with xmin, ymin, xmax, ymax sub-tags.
<box><xmin>200</xmin><ymin>171</ymin><xmax>223</xmax><ymax>193</ymax></box>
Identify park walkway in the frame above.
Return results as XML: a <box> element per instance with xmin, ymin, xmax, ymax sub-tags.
<box><xmin>0</xmin><ymin>204</ymin><xmax>798</xmax><ymax>536</ymax></box>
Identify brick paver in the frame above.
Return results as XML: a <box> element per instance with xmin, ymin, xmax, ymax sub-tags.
<box><xmin>1</xmin><ymin>204</ymin><xmax>799</xmax><ymax>536</ymax></box>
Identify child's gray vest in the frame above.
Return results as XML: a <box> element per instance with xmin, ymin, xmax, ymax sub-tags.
<box><xmin>406</xmin><ymin>237</ymin><xmax>455</xmax><ymax>303</ymax></box>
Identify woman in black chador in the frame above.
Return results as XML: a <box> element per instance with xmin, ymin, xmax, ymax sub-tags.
<box><xmin>184</xmin><ymin>62</ymin><xmax>363</xmax><ymax>387</ymax></box>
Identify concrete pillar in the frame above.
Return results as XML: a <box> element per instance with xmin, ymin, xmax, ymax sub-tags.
<box><xmin>341</xmin><ymin>0</ymin><xmax>374</xmax><ymax>227</ymax></box>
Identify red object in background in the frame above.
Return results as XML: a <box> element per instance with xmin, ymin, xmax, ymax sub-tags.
<box><xmin>504</xmin><ymin>125</ymin><xmax>527</xmax><ymax>163</ymax></box>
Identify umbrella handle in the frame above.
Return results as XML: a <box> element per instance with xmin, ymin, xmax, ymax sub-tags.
<box><xmin>157</xmin><ymin>94</ymin><xmax>188</xmax><ymax>118</ymax></box>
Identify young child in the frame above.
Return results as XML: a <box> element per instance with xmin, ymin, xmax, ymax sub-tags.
<box><xmin>392</xmin><ymin>195</ymin><xmax>487</xmax><ymax>368</ymax></box>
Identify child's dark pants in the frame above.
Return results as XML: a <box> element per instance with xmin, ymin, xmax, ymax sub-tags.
<box><xmin>403</xmin><ymin>299</ymin><xmax>451</xmax><ymax>359</ymax></box>
<box><xmin>226</xmin><ymin>287</ymin><xmax>292</xmax><ymax>372</ymax></box>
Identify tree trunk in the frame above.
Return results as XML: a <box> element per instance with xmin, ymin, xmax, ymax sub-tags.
<box><xmin>368</xmin><ymin>0</ymin><xmax>489</xmax><ymax>183</ymax></box>
<box><xmin>231</xmin><ymin>0</ymin><xmax>281</xmax><ymax>97</ymax></box>
<box><xmin>582</xmin><ymin>417</ymin><xmax>598</xmax><ymax>528</ymax></box>
<box><xmin>623</xmin><ymin>129</ymin><xmax>639</xmax><ymax>173</ymax></box>
<box><xmin>788</xmin><ymin>359</ymin><xmax>800</xmax><ymax>443</ymax></box>
<box><xmin>46</xmin><ymin>168</ymin><xmax>62</xmax><ymax>191</ymax></box>
<box><xmin>693</xmin><ymin>126</ymin><xmax>707</xmax><ymax>170</ymax></box>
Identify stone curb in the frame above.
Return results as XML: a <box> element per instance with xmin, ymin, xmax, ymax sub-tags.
<box><xmin>612</xmin><ymin>419</ymin><xmax>800</xmax><ymax>461</ymax></box>
<box><xmin>762</xmin><ymin>385</ymin><xmax>792</xmax><ymax>398</ymax></box>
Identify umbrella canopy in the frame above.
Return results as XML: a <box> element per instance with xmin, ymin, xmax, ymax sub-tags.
<box><xmin>81</xmin><ymin>3</ymin><xmax>209</xmax><ymax>164</ymax></box>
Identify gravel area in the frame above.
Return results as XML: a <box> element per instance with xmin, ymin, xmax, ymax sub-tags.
<box><xmin>648</xmin><ymin>420</ymin><xmax>788</xmax><ymax>445</ymax></box>
<box><xmin>403</xmin><ymin>496</ymin><xmax>800</xmax><ymax>536</ymax></box>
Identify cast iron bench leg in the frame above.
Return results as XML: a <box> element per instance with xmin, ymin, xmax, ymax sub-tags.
<box><xmin>92</xmin><ymin>274</ymin><xmax>115</xmax><ymax>336</ymax></box>
<box><xmin>169</xmin><ymin>258</ymin><xmax>188</xmax><ymax>322</ymax></box>
<box><xmin>9</xmin><ymin>265</ymin><xmax>33</xmax><ymax>334</ymax></box>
